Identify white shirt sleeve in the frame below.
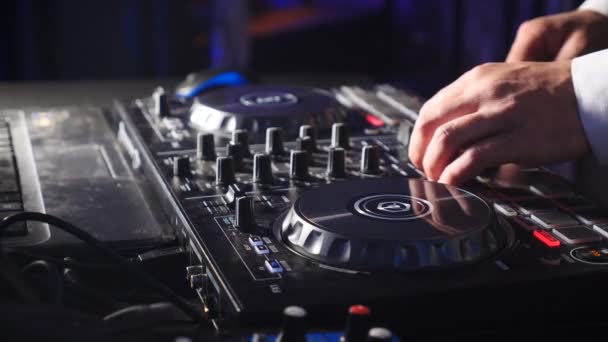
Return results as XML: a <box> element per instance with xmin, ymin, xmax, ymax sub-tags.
<box><xmin>579</xmin><ymin>0</ymin><xmax>608</xmax><ymax>16</ymax></box>
<box><xmin>572</xmin><ymin>49</ymin><xmax>608</xmax><ymax>165</ymax></box>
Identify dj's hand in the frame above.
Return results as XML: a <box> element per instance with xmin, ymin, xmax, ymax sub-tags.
<box><xmin>408</xmin><ymin>61</ymin><xmax>590</xmax><ymax>185</ymax></box>
<box><xmin>507</xmin><ymin>10</ymin><xmax>608</xmax><ymax>62</ymax></box>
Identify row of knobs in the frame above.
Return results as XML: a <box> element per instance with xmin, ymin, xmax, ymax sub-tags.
<box><xmin>275</xmin><ymin>305</ymin><xmax>394</xmax><ymax>342</ymax></box>
<box><xmin>174</xmin><ymin>123</ymin><xmax>382</xmax><ymax>181</ymax></box>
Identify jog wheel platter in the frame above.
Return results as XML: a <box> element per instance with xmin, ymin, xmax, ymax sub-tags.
<box><xmin>275</xmin><ymin>178</ymin><xmax>508</xmax><ymax>271</ymax></box>
<box><xmin>189</xmin><ymin>85</ymin><xmax>347</xmax><ymax>139</ymax></box>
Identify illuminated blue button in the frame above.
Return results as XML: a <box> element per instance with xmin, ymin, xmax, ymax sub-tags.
<box><xmin>254</xmin><ymin>244</ymin><xmax>270</xmax><ymax>255</ymax></box>
<box><xmin>265</xmin><ymin>259</ymin><xmax>283</xmax><ymax>273</ymax></box>
<box><xmin>249</xmin><ymin>235</ymin><xmax>264</xmax><ymax>247</ymax></box>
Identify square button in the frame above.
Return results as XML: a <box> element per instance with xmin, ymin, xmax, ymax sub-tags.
<box><xmin>592</xmin><ymin>224</ymin><xmax>608</xmax><ymax>239</ymax></box>
<box><xmin>493</xmin><ymin>203</ymin><xmax>517</xmax><ymax>217</ymax></box>
<box><xmin>264</xmin><ymin>259</ymin><xmax>284</xmax><ymax>273</ymax></box>
<box><xmin>553</xmin><ymin>196</ymin><xmax>595</xmax><ymax>210</ymax></box>
<box><xmin>248</xmin><ymin>235</ymin><xmax>264</xmax><ymax>247</ymax></box>
<box><xmin>552</xmin><ymin>226</ymin><xmax>601</xmax><ymax>245</ymax></box>
<box><xmin>254</xmin><ymin>244</ymin><xmax>269</xmax><ymax>255</ymax></box>
<box><xmin>513</xmin><ymin>197</ymin><xmax>555</xmax><ymax>215</ymax></box>
<box><xmin>573</xmin><ymin>208</ymin><xmax>608</xmax><ymax>225</ymax></box>
<box><xmin>530</xmin><ymin>210</ymin><xmax>579</xmax><ymax>229</ymax></box>
<box><xmin>533</xmin><ymin>230</ymin><xmax>560</xmax><ymax>248</ymax></box>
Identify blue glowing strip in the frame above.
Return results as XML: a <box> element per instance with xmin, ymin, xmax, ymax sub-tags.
<box><xmin>249</xmin><ymin>332</ymin><xmax>401</xmax><ymax>341</ymax></box>
<box><xmin>175</xmin><ymin>71</ymin><xmax>249</xmax><ymax>98</ymax></box>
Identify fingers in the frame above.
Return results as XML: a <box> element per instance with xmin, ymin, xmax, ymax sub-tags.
<box><xmin>408</xmin><ymin>80</ymin><xmax>477</xmax><ymax>170</ymax></box>
<box><xmin>555</xmin><ymin>33</ymin><xmax>588</xmax><ymax>60</ymax></box>
<box><xmin>421</xmin><ymin>112</ymin><xmax>507</xmax><ymax>181</ymax></box>
<box><xmin>506</xmin><ymin>20</ymin><xmax>550</xmax><ymax>62</ymax></box>
<box><xmin>438</xmin><ymin>133</ymin><xmax>517</xmax><ymax>185</ymax></box>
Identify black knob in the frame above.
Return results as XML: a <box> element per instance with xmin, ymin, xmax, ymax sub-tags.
<box><xmin>253</xmin><ymin>153</ymin><xmax>274</xmax><ymax>184</ymax></box>
<box><xmin>343</xmin><ymin>305</ymin><xmax>371</xmax><ymax>342</ymax></box>
<box><xmin>266</xmin><ymin>127</ymin><xmax>285</xmax><ymax>156</ymax></box>
<box><xmin>173</xmin><ymin>156</ymin><xmax>191</xmax><ymax>177</ymax></box>
<box><xmin>196</xmin><ymin>133</ymin><xmax>216</xmax><ymax>161</ymax></box>
<box><xmin>226</xmin><ymin>143</ymin><xmax>244</xmax><ymax>171</ymax></box>
<box><xmin>296</xmin><ymin>136</ymin><xmax>314</xmax><ymax>159</ymax></box>
<box><xmin>290</xmin><ymin>150</ymin><xmax>309</xmax><ymax>180</ymax></box>
<box><xmin>235</xmin><ymin>196</ymin><xmax>256</xmax><ymax>233</ymax></box>
<box><xmin>276</xmin><ymin>306</ymin><xmax>307</xmax><ymax>342</ymax></box>
<box><xmin>232</xmin><ymin>129</ymin><xmax>252</xmax><ymax>157</ymax></box>
<box><xmin>153</xmin><ymin>87</ymin><xmax>170</xmax><ymax>117</ymax></box>
<box><xmin>299</xmin><ymin>125</ymin><xmax>317</xmax><ymax>151</ymax></box>
<box><xmin>361</xmin><ymin>145</ymin><xmax>381</xmax><ymax>175</ymax></box>
<box><xmin>215</xmin><ymin>157</ymin><xmax>236</xmax><ymax>186</ymax></box>
<box><xmin>327</xmin><ymin>147</ymin><xmax>346</xmax><ymax>178</ymax></box>
<box><xmin>331</xmin><ymin>123</ymin><xmax>350</xmax><ymax>149</ymax></box>
<box><xmin>366</xmin><ymin>327</ymin><xmax>392</xmax><ymax>342</ymax></box>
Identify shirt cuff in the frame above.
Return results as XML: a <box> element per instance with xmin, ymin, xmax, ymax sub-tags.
<box><xmin>572</xmin><ymin>49</ymin><xmax>608</xmax><ymax>165</ymax></box>
<box><xmin>579</xmin><ymin>0</ymin><xmax>608</xmax><ymax>17</ymax></box>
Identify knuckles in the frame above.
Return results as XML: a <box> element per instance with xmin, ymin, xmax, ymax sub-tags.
<box><xmin>434</xmin><ymin>123</ymin><xmax>457</xmax><ymax>148</ymax></box>
<box><xmin>517</xmin><ymin>19</ymin><xmax>548</xmax><ymax>38</ymax></box>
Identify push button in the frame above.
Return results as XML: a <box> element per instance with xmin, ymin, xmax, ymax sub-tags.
<box><xmin>530</xmin><ymin>210</ymin><xmax>579</xmax><ymax>229</ymax></box>
<box><xmin>533</xmin><ymin>230</ymin><xmax>560</xmax><ymax>248</ymax></box>
<box><xmin>592</xmin><ymin>223</ymin><xmax>608</xmax><ymax>239</ymax></box>
<box><xmin>552</xmin><ymin>226</ymin><xmax>601</xmax><ymax>245</ymax></box>
<box><xmin>513</xmin><ymin>197</ymin><xmax>555</xmax><ymax>215</ymax></box>
<box><xmin>493</xmin><ymin>203</ymin><xmax>517</xmax><ymax>217</ymax></box>
<box><xmin>254</xmin><ymin>244</ymin><xmax>270</xmax><ymax>255</ymax></box>
<box><xmin>264</xmin><ymin>259</ymin><xmax>283</xmax><ymax>273</ymax></box>
<box><xmin>573</xmin><ymin>208</ymin><xmax>608</xmax><ymax>225</ymax></box>
<box><xmin>248</xmin><ymin>235</ymin><xmax>264</xmax><ymax>247</ymax></box>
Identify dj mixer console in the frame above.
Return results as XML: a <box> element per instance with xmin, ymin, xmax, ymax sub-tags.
<box><xmin>110</xmin><ymin>81</ymin><xmax>608</xmax><ymax>339</ymax></box>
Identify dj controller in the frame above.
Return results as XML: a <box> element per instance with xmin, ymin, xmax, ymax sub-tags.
<box><xmin>103</xmin><ymin>78</ymin><xmax>608</xmax><ymax>340</ymax></box>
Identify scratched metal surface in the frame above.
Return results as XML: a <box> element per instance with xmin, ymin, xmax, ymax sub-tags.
<box><xmin>23</xmin><ymin>106</ymin><xmax>174</xmax><ymax>251</ymax></box>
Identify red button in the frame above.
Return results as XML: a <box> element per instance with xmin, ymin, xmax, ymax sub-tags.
<box><xmin>365</xmin><ymin>114</ymin><xmax>385</xmax><ymax>127</ymax></box>
<box><xmin>533</xmin><ymin>230</ymin><xmax>561</xmax><ymax>248</ymax></box>
<box><xmin>348</xmin><ymin>304</ymin><xmax>371</xmax><ymax>316</ymax></box>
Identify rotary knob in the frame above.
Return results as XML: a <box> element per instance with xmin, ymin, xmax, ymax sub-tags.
<box><xmin>235</xmin><ymin>196</ymin><xmax>256</xmax><ymax>233</ymax></box>
<box><xmin>296</xmin><ymin>136</ymin><xmax>314</xmax><ymax>159</ymax></box>
<box><xmin>173</xmin><ymin>156</ymin><xmax>191</xmax><ymax>177</ymax></box>
<box><xmin>290</xmin><ymin>150</ymin><xmax>309</xmax><ymax>180</ymax></box>
<box><xmin>215</xmin><ymin>157</ymin><xmax>236</xmax><ymax>186</ymax></box>
<box><xmin>299</xmin><ymin>125</ymin><xmax>317</xmax><ymax>151</ymax></box>
<box><xmin>253</xmin><ymin>153</ymin><xmax>274</xmax><ymax>185</ymax></box>
<box><xmin>343</xmin><ymin>305</ymin><xmax>371</xmax><ymax>342</ymax></box>
<box><xmin>196</xmin><ymin>133</ymin><xmax>216</xmax><ymax>161</ymax></box>
<box><xmin>327</xmin><ymin>147</ymin><xmax>346</xmax><ymax>178</ymax></box>
<box><xmin>366</xmin><ymin>327</ymin><xmax>392</xmax><ymax>342</ymax></box>
<box><xmin>331</xmin><ymin>123</ymin><xmax>350</xmax><ymax>149</ymax></box>
<box><xmin>266</xmin><ymin>127</ymin><xmax>285</xmax><ymax>157</ymax></box>
<box><xmin>232</xmin><ymin>129</ymin><xmax>252</xmax><ymax>157</ymax></box>
<box><xmin>226</xmin><ymin>143</ymin><xmax>244</xmax><ymax>171</ymax></box>
<box><xmin>360</xmin><ymin>145</ymin><xmax>381</xmax><ymax>175</ymax></box>
<box><xmin>153</xmin><ymin>87</ymin><xmax>170</xmax><ymax>117</ymax></box>
<box><xmin>276</xmin><ymin>306</ymin><xmax>307</xmax><ymax>342</ymax></box>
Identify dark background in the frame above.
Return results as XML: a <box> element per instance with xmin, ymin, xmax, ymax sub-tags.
<box><xmin>0</xmin><ymin>0</ymin><xmax>584</xmax><ymax>96</ymax></box>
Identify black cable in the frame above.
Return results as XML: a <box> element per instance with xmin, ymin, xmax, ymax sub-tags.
<box><xmin>0</xmin><ymin>212</ymin><xmax>204</xmax><ymax>322</ymax></box>
<box><xmin>9</xmin><ymin>250</ymin><xmax>118</xmax><ymax>271</ymax></box>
